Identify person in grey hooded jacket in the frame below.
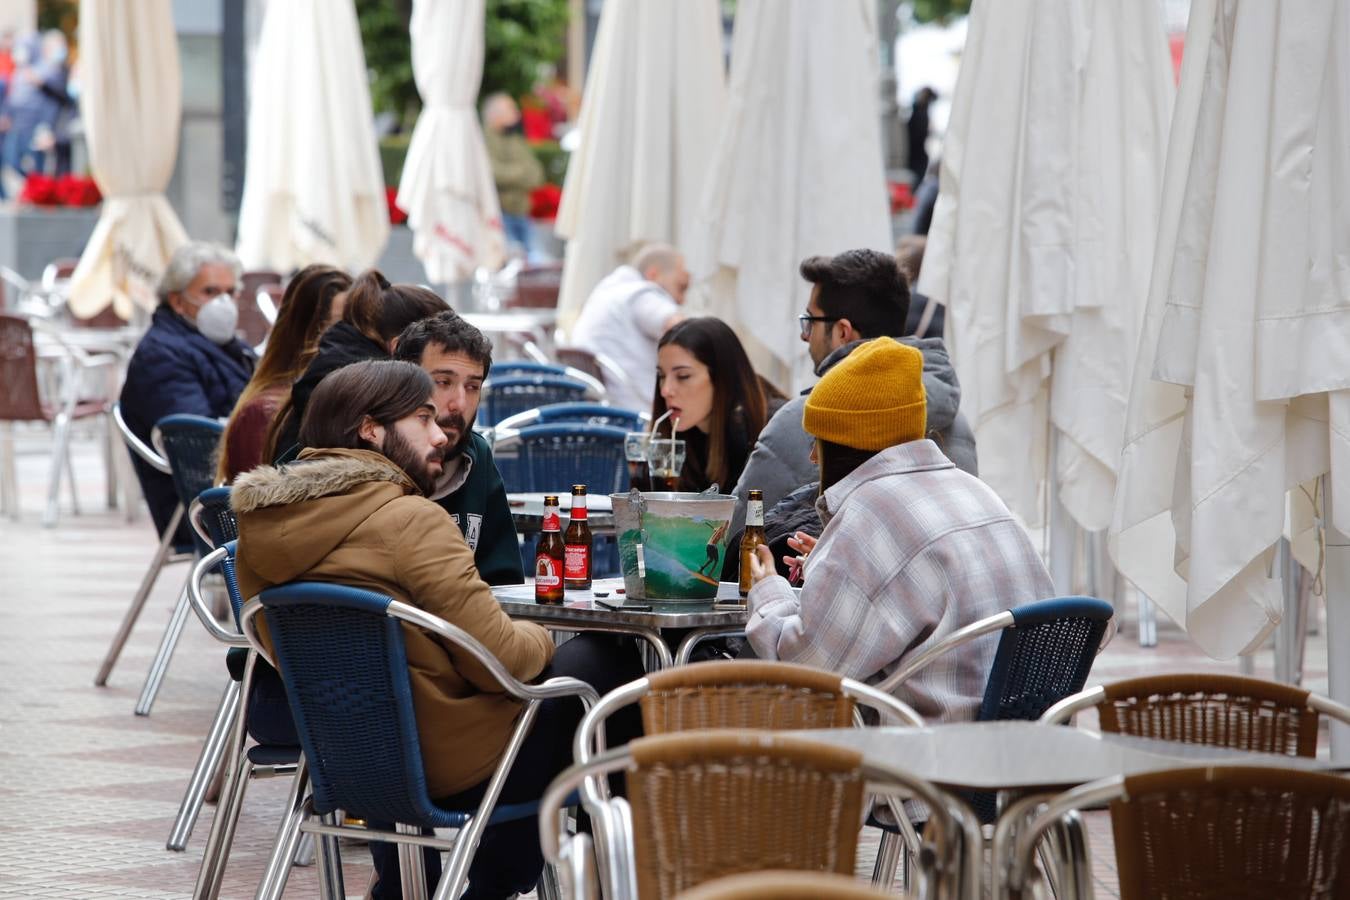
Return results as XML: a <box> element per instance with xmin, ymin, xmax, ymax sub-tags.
<box><xmin>721</xmin><ymin>249</ymin><xmax>977</xmax><ymax>583</ymax></box>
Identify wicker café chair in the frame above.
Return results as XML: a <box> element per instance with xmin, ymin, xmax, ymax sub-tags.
<box><xmin>675</xmin><ymin>870</ymin><xmax>904</xmax><ymax>900</ymax></box>
<box><xmin>1004</xmin><ymin>766</ymin><xmax>1350</xmax><ymax>900</ymax></box>
<box><xmin>540</xmin><ymin>731</ymin><xmax>978</xmax><ymax>900</ymax></box>
<box><xmin>563</xmin><ymin>662</ymin><xmax>940</xmax><ymax>900</ymax></box>
<box><xmin>1040</xmin><ymin>672</ymin><xmax>1350</xmax><ymax>755</ymax></box>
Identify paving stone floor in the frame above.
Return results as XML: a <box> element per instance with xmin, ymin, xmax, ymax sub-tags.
<box><xmin>0</xmin><ymin>427</ymin><xmax>1330</xmax><ymax>898</ymax></box>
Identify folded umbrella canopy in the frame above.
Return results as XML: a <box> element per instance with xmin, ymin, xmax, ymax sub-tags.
<box><xmin>236</xmin><ymin>0</ymin><xmax>388</xmax><ymax>273</ymax></box>
<box><xmin>918</xmin><ymin>0</ymin><xmax>1173</xmax><ymax>528</ymax></box>
<box><xmin>1110</xmin><ymin>0</ymin><xmax>1350</xmax><ymax>658</ymax></box>
<box><xmin>687</xmin><ymin>0</ymin><xmax>891</xmax><ymax>392</ymax></box>
<box><xmin>69</xmin><ymin>0</ymin><xmax>188</xmax><ymax>319</ymax></box>
<box><xmin>396</xmin><ymin>0</ymin><xmax>505</xmax><ymax>283</ymax></box>
<box><xmin>554</xmin><ymin>0</ymin><xmax>726</xmax><ymax>333</ymax></box>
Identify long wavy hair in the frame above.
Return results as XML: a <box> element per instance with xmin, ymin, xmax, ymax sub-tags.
<box><xmin>651</xmin><ymin>317</ymin><xmax>768</xmax><ymax>491</ymax></box>
<box><xmin>216</xmin><ymin>265</ymin><xmax>351</xmax><ymax>482</ymax></box>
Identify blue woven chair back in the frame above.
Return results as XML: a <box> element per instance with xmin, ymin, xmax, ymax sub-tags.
<box><xmin>977</xmin><ymin>596</ymin><xmax>1114</xmax><ymax>723</ymax></box>
<box><xmin>156</xmin><ymin>414</ymin><xmax>225</xmax><ymax>511</ymax></box>
<box><xmin>966</xmin><ymin>595</ymin><xmax>1112</xmax><ymax>822</ymax></box>
<box><xmin>534</xmin><ymin>402</ymin><xmax>644</xmax><ymax>431</ymax></box>
<box><xmin>489</xmin><ymin>361</ymin><xmax>568</xmax><ymax>379</ymax></box>
<box><xmin>481</xmin><ymin>375</ymin><xmax>588</xmax><ymax>426</ymax></box>
<box><xmin>257</xmin><ymin>582</ymin><xmax>457</xmax><ymax>826</ymax></box>
<box><xmin>218</xmin><ymin>540</ymin><xmax>245</xmax><ymax>627</ymax></box>
<box><xmin>514</xmin><ymin>423</ymin><xmax>629</xmax><ymax>494</ymax></box>
<box><xmin>195</xmin><ymin>486</ymin><xmax>238</xmax><ymax>547</ymax></box>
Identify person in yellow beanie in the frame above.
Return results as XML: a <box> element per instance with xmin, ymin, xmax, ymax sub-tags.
<box><xmin>741</xmin><ymin>337</ymin><xmax>1054</xmax><ymax>723</ymax></box>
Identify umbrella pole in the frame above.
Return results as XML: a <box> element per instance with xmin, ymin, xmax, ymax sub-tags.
<box><xmin>1323</xmin><ymin>474</ymin><xmax>1350</xmax><ymax>763</ymax></box>
<box><xmin>1047</xmin><ymin>429</ymin><xmax>1077</xmax><ymax>596</ymax></box>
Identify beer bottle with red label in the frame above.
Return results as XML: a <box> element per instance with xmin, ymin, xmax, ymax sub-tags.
<box><xmin>564</xmin><ymin>484</ymin><xmax>593</xmax><ymax>590</ymax></box>
<box><xmin>535</xmin><ymin>495</ymin><xmax>565</xmax><ymax>604</ymax></box>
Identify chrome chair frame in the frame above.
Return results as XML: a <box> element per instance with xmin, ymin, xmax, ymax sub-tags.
<box><xmin>540</xmin><ymin>736</ymin><xmax>983</xmax><ymax>900</ymax></box>
<box><xmin>238</xmin><ymin>593</ymin><xmax>599</xmax><ymax>900</ymax></box>
<box><xmin>94</xmin><ymin>404</ymin><xmax>193</xmax><ymax>689</ymax></box>
<box><xmin>571</xmin><ymin>667</ymin><xmax>928</xmax><ymax>898</ymax></box>
<box><xmin>0</xmin><ymin>314</ymin><xmax>118</xmax><ymax>525</ymax></box>
<box><xmin>131</xmin><ymin>418</ymin><xmax>223</xmax><ymax>716</ymax></box>
<box><xmin>165</xmin><ymin>500</ymin><xmax>249</xmax><ymax>853</ymax></box>
<box><xmin>1040</xmin><ymin>680</ymin><xmax>1350</xmax><ymax>729</ymax></box>
<box><xmin>870</xmin><ymin>599</ymin><xmax>1113</xmax><ymax>891</ymax></box>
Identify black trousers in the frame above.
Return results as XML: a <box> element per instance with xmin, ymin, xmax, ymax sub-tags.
<box><xmin>370</xmin><ymin>633</ymin><xmax>645</xmax><ymax>900</ymax></box>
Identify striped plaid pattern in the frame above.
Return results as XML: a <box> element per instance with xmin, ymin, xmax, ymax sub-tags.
<box><xmin>746</xmin><ymin>439</ymin><xmax>1054</xmax><ymax>722</ymax></box>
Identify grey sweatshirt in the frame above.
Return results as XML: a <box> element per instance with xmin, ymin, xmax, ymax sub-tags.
<box><xmin>731</xmin><ymin>337</ymin><xmax>978</xmax><ymax>509</ymax></box>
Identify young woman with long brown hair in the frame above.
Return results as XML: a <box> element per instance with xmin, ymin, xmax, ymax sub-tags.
<box><xmin>650</xmin><ymin>317</ymin><xmax>780</xmax><ymax>493</ymax></box>
<box><xmin>216</xmin><ymin>265</ymin><xmax>351</xmax><ymax>482</ymax></box>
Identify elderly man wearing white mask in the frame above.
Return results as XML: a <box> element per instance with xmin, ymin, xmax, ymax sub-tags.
<box><xmin>120</xmin><ymin>241</ymin><xmax>256</xmax><ymax>546</ymax></box>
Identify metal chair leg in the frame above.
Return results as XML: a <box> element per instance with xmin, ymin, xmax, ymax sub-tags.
<box><xmin>537</xmin><ymin>859</ymin><xmax>564</xmax><ymax>900</ymax></box>
<box><xmin>397</xmin><ymin>822</ymin><xmax>431</xmax><ymax>900</ymax></box>
<box><xmin>135</xmin><ymin>580</ymin><xmax>193</xmax><ymax>716</ymax></box>
<box><xmin>871</xmin><ymin>829</ymin><xmax>903</xmax><ymax>887</ymax></box>
<box><xmin>167</xmin><ymin>680</ymin><xmax>241</xmax><ymax>851</ymax></box>
<box><xmin>0</xmin><ymin>422</ymin><xmax>16</xmax><ymax>520</ymax></box>
<box><xmin>64</xmin><ymin>434</ymin><xmax>80</xmax><ymax>516</ymax></box>
<box><xmin>314</xmin><ymin>812</ymin><xmax>346</xmax><ymax>900</ymax></box>
<box><xmin>194</xmin><ymin>754</ymin><xmax>253</xmax><ymax>900</ymax></box>
<box><xmin>42</xmin><ymin>411</ymin><xmax>70</xmax><ymax>527</ymax></box>
<box><xmin>293</xmin><ymin>830</ymin><xmax>317</xmax><ymax>867</ymax></box>
<box><xmin>1136</xmin><ymin>591</ymin><xmax>1158</xmax><ymax>647</ymax></box>
<box><xmin>95</xmin><ymin>503</ymin><xmax>185</xmax><ymax>686</ymax></box>
<box><xmin>103</xmin><ymin>412</ymin><xmax>118</xmax><ymax>510</ymax></box>
<box><xmin>255</xmin><ymin>759</ymin><xmax>311</xmax><ymax>900</ymax></box>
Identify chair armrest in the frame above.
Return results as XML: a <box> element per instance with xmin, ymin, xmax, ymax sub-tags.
<box><xmin>1039</xmin><ymin>685</ymin><xmax>1106</xmax><ymax>725</ymax></box>
<box><xmin>113</xmin><ymin>403</ymin><xmax>171</xmax><ymax>473</ymax></box>
<box><xmin>188</xmin><ymin>547</ymin><xmax>249</xmax><ymax>648</ymax></box>
<box><xmin>842</xmin><ymin>677</ymin><xmax>925</xmax><ymax>726</ymax></box>
<box><xmin>390</xmin><ymin>599</ymin><xmax>600</xmax><ymax>708</ymax></box>
<box><xmin>873</xmin><ymin>610</ymin><xmax>1014</xmax><ymax>695</ymax></box>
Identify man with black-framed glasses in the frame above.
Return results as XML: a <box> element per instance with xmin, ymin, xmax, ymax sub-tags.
<box><xmin>724</xmin><ymin>248</ymin><xmax>977</xmax><ymax>582</ymax></box>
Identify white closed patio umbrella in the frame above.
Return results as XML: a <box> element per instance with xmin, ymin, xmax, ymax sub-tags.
<box><xmin>235</xmin><ymin>0</ymin><xmax>388</xmax><ymax>273</ymax></box>
<box><xmin>687</xmin><ymin>0</ymin><xmax>891</xmax><ymax>392</ymax></box>
<box><xmin>396</xmin><ymin>0</ymin><xmax>504</xmax><ymax>283</ymax></box>
<box><xmin>917</xmin><ymin>0</ymin><xmax>1172</xmax><ymax>529</ymax></box>
<box><xmin>1110</xmin><ymin>0</ymin><xmax>1350</xmax><ymax>661</ymax></box>
<box><xmin>554</xmin><ymin>0</ymin><xmax>726</xmax><ymax>333</ymax></box>
<box><xmin>69</xmin><ymin>0</ymin><xmax>188</xmax><ymax>319</ymax></box>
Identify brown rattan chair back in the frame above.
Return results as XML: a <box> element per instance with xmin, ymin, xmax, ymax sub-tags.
<box><xmin>0</xmin><ymin>313</ymin><xmax>46</xmax><ymax>421</ymax></box>
<box><xmin>627</xmin><ymin>731</ymin><xmax>867</xmax><ymax>900</ymax></box>
<box><xmin>555</xmin><ymin>346</ymin><xmax>605</xmax><ymax>382</ymax></box>
<box><xmin>1112</xmin><ymin>765</ymin><xmax>1350</xmax><ymax>899</ymax></box>
<box><xmin>674</xmin><ymin>869</ymin><xmax>903</xmax><ymax>900</ymax></box>
<box><xmin>1096</xmin><ymin>673</ymin><xmax>1319</xmax><ymax>757</ymax></box>
<box><xmin>638</xmin><ymin>661</ymin><xmax>857</xmax><ymax>735</ymax></box>
<box><xmin>238</xmin><ymin>271</ymin><xmax>282</xmax><ymax>348</ymax></box>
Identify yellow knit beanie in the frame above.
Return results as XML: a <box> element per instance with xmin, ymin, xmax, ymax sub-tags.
<box><xmin>803</xmin><ymin>338</ymin><xmax>926</xmax><ymax>451</ymax></box>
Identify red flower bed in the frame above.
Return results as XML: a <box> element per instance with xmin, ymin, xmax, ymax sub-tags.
<box><xmin>888</xmin><ymin>180</ymin><xmax>915</xmax><ymax>214</ymax></box>
<box><xmin>19</xmin><ymin>173</ymin><xmax>102</xmax><ymax>207</ymax></box>
<box><xmin>529</xmin><ymin>183</ymin><xmax>562</xmax><ymax>220</ymax></box>
<box><xmin>386</xmin><ymin>186</ymin><xmax>408</xmax><ymax>226</ymax></box>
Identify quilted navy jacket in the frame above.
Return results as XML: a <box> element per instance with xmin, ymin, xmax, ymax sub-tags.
<box><xmin>120</xmin><ymin>305</ymin><xmax>255</xmax><ymax>544</ymax></box>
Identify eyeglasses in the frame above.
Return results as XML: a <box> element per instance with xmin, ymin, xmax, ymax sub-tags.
<box><xmin>798</xmin><ymin>314</ymin><xmax>841</xmax><ymax>339</ymax></box>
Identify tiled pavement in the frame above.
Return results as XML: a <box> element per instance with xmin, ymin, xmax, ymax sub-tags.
<box><xmin>0</xmin><ymin>426</ymin><xmax>1331</xmax><ymax>898</ymax></box>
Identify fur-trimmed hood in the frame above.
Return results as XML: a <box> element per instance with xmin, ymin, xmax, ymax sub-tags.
<box><xmin>231</xmin><ymin>447</ymin><xmax>415</xmax><ymax>514</ymax></box>
<box><xmin>231</xmin><ymin>448</ymin><xmax>419</xmax><ymax>586</ymax></box>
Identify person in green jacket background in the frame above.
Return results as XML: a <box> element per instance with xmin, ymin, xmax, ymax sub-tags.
<box><xmin>396</xmin><ymin>312</ymin><xmax>525</xmax><ymax>585</ymax></box>
<box><xmin>482</xmin><ymin>92</ymin><xmax>545</xmax><ymax>261</ymax></box>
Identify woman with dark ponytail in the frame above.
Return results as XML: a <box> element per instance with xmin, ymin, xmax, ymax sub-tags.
<box><xmin>268</xmin><ymin>269</ymin><xmax>446</xmax><ymax>462</ymax></box>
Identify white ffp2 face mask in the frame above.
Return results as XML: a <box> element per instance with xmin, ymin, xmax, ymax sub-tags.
<box><xmin>195</xmin><ymin>296</ymin><xmax>239</xmax><ymax>345</ymax></box>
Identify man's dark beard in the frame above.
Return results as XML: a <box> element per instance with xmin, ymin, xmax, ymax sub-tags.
<box><xmin>439</xmin><ymin>411</ymin><xmax>476</xmax><ymax>459</ymax></box>
<box><xmin>379</xmin><ymin>427</ymin><xmax>440</xmax><ymax>495</ymax></box>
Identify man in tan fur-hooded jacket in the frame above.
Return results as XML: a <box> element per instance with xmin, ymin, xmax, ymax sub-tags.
<box><xmin>231</xmin><ymin>359</ymin><xmax>642</xmax><ymax>900</ymax></box>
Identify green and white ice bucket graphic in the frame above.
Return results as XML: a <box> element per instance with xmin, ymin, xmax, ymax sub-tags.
<box><xmin>610</xmin><ymin>491</ymin><xmax>737</xmax><ymax>601</ymax></box>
